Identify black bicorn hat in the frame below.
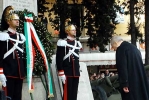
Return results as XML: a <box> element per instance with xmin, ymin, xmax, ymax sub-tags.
<box><xmin>58</xmin><ymin>18</ymin><xmax>71</xmax><ymax>39</ymax></box>
<box><xmin>1</xmin><ymin>6</ymin><xmax>10</xmax><ymax>31</ymax></box>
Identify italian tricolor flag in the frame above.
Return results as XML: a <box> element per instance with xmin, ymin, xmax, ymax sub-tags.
<box><xmin>24</xmin><ymin>14</ymin><xmax>53</xmax><ymax>97</ymax></box>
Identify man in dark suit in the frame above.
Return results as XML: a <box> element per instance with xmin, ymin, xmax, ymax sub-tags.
<box><xmin>56</xmin><ymin>19</ymin><xmax>82</xmax><ymax>100</ymax></box>
<box><xmin>111</xmin><ymin>36</ymin><xmax>149</xmax><ymax>100</ymax></box>
<box><xmin>0</xmin><ymin>6</ymin><xmax>26</xmax><ymax>100</ymax></box>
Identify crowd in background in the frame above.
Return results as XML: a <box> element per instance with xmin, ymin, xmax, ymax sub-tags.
<box><xmin>89</xmin><ymin>69</ymin><xmax>118</xmax><ymax>81</ymax></box>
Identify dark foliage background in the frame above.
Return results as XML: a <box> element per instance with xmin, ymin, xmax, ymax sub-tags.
<box><xmin>47</xmin><ymin>0</ymin><xmax>121</xmax><ymax>52</ymax></box>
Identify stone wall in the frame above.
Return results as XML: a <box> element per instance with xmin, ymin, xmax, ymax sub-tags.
<box><xmin>22</xmin><ymin>78</ymin><xmax>47</xmax><ymax>100</ymax></box>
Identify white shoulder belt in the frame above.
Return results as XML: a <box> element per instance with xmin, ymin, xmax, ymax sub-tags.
<box><xmin>57</xmin><ymin>39</ymin><xmax>82</xmax><ymax>61</ymax></box>
<box><xmin>0</xmin><ymin>32</ymin><xmax>26</xmax><ymax>59</ymax></box>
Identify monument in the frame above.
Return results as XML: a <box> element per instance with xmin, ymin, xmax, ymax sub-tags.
<box><xmin>0</xmin><ymin>0</ymin><xmax>37</xmax><ymax>20</ymax></box>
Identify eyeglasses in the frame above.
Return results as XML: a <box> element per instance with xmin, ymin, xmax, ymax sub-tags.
<box><xmin>70</xmin><ymin>30</ymin><xmax>76</xmax><ymax>31</ymax></box>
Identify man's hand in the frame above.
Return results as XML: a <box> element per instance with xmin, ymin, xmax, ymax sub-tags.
<box><xmin>58</xmin><ymin>70</ymin><xmax>66</xmax><ymax>84</ymax></box>
<box><xmin>123</xmin><ymin>87</ymin><xmax>129</xmax><ymax>93</ymax></box>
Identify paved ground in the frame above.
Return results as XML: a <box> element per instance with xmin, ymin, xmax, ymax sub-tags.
<box><xmin>108</xmin><ymin>94</ymin><xmax>121</xmax><ymax>100</ymax></box>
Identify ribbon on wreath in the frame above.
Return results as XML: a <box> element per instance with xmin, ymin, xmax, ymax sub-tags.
<box><xmin>24</xmin><ymin>14</ymin><xmax>54</xmax><ymax>97</ymax></box>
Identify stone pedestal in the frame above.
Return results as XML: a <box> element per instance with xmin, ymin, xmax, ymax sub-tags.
<box><xmin>0</xmin><ymin>77</ymin><xmax>47</xmax><ymax>100</ymax></box>
<box><xmin>22</xmin><ymin>78</ymin><xmax>47</xmax><ymax>100</ymax></box>
<box><xmin>51</xmin><ymin>55</ymin><xmax>94</xmax><ymax>100</ymax></box>
<box><xmin>77</xmin><ymin>62</ymin><xmax>94</xmax><ymax>100</ymax></box>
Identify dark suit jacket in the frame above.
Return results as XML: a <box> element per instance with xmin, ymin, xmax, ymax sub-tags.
<box><xmin>116</xmin><ymin>41</ymin><xmax>149</xmax><ymax>100</ymax></box>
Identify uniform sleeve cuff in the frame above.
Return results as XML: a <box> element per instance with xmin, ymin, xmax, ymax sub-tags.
<box><xmin>58</xmin><ymin>70</ymin><xmax>64</xmax><ymax>76</ymax></box>
<box><xmin>0</xmin><ymin>68</ymin><xmax>3</xmax><ymax>74</ymax></box>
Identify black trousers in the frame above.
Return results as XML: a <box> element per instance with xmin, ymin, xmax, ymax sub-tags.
<box><xmin>63</xmin><ymin>77</ymin><xmax>79</xmax><ymax>100</ymax></box>
<box><xmin>3</xmin><ymin>77</ymin><xmax>23</xmax><ymax>100</ymax></box>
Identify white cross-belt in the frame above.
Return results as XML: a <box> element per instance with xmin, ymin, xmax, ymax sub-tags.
<box><xmin>3</xmin><ymin>34</ymin><xmax>24</xmax><ymax>59</ymax></box>
<box><xmin>63</xmin><ymin>40</ymin><xmax>81</xmax><ymax>61</ymax></box>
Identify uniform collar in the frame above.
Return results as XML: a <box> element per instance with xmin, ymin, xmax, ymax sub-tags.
<box><xmin>67</xmin><ymin>36</ymin><xmax>75</xmax><ymax>41</ymax></box>
<box><xmin>8</xmin><ymin>28</ymin><xmax>16</xmax><ymax>34</ymax></box>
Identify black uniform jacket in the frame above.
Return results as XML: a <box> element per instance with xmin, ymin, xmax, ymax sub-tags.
<box><xmin>56</xmin><ymin>39</ymin><xmax>82</xmax><ymax>77</ymax></box>
<box><xmin>116</xmin><ymin>41</ymin><xmax>149</xmax><ymax>100</ymax></box>
<box><xmin>0</xmin><ymin>31</ymin><xmax>26</xmax><ymax>79</ymax></box>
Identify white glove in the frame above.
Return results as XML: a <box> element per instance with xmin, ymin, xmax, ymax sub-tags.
<box><xmin>59</xmin><ymin>75</ymin><xmax>66</xmax><ymax>84</ymax></box>
<box><xmin>0</xmin><ymin>68</ymin><xmax>6</xmax><ymax>87</ymax></box>
<box><xmin>0</xmin><ymin>74</ymin><xmax>7</xmax><ymax>87</ymax></box>
<box><xmin>58</xmin><ymin>70</ymin><xmax>66</xmax><ymax>84</ymax></box>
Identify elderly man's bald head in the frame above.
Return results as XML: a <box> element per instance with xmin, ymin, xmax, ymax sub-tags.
<box><xmin>111</xmin><ymin>36</ymin><xmax>123</xmax><ymax>45</ymax></box>
<box><xmin>111</xmin><ymin>36</ymin><xmax>123</xmax><ymax>50</ymax></box>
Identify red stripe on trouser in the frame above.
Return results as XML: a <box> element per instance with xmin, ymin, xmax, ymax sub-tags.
<box><xmin>63</xmin><ymin>77</ymin><xmax>67</xmax><ymax>100</ymax></box>
<box><xmin>2</xmin><ymin>86</ymin><xmax>7</xmax><ymax>96</ymax></box>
